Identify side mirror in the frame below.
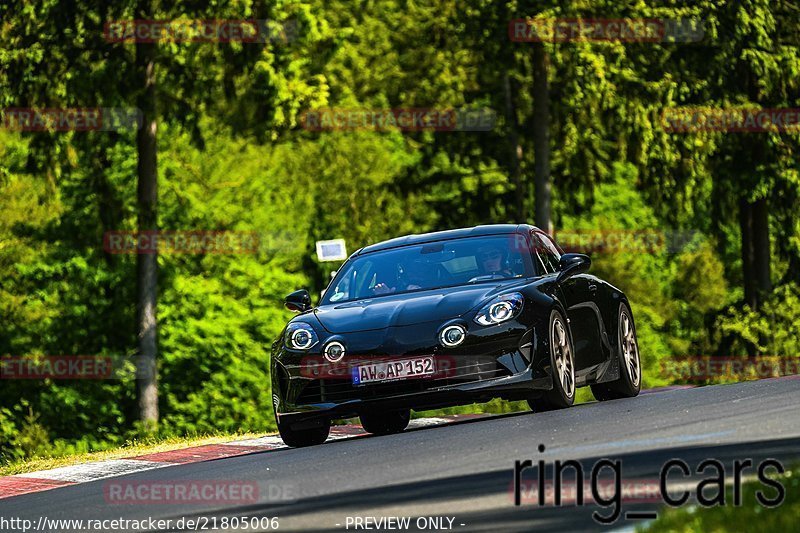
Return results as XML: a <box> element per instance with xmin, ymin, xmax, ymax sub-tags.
<box><xmin>285</xmin><ymin>289</ymin><xmax>312</xmax><ymax>313</ymax></box>
<box><xmin>556</xmin><ymin>253</ymin><xmax>591</xmax><ymax>284</ymax></box>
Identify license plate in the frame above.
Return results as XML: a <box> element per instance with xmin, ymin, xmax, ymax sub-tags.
<box><xmin>352</xmin><ymin>356</ymin><xmax>435</xmax><ymax>385</ymax></box>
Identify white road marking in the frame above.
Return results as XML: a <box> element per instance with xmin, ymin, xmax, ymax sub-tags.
<box><xmin>408</xmin><ymin>417</ymin><xmax>451</xmax><ymax>428</ymax></box>
<box><xmin>14</xmin><ymin>459</ymin><xmax>170</xmax><ymax>483</ymax></box>
<box><xmin>228</xmin><ymin>436</ymin><xmax>286</xmax><ymax>447</ymax></box>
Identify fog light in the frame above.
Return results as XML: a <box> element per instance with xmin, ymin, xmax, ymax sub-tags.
<box><xmin>324</xmin><ymin>341</ymin><xmax>346</xmax><ymax>362</ymax></box>
<box><xmin>440</xmin><ymin>325</ymin><xmax>466</xmax><ymax>347</ymax></box>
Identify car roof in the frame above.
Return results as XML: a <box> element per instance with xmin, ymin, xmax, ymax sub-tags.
<box><xmin>355</xmin><ymin>224</ymin><xmax>540</xmax><ymax>256</ymax></box>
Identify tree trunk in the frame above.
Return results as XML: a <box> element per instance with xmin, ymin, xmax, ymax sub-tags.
<box><xmin>751</xmin><ymin>197</ymin><xmax>771</xmax><ymax>296</ymax></box>
<box><xmin>135</xmin><ymin>3</ymin><xmax>159</xmax><ymax>427</ymax></box>
<box><xmin>781</xmin><ymin>252</ymin><xmax>800</xmax><ymax>285</ymax></box>
<box><xmin>739</xmin><ymin>198</ymin><xmax>757</xmax><ymax>311</ymax></box>
<box><xmin>503</xmin><ymin>73</ymin><xmax>524</xmax><ymax>222</ymax></box>
<box><xmin>738</xmin><ymin>197</ymin><xmax>759</xmax><ymax>357</ymax></box>
<box><xmin>532</xmin><ymin>42</ymin><xmax>551</xmax><ymax>234</ymax></box>
<box><xmin>739</xmin><ymin>196</ymin><xmax>772</xmax><ymax>313</ymax></box>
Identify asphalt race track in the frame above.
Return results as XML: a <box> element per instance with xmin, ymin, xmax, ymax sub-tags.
<box><xmin>2</xmin><ymin>377</ymin><xmax>799</xmax><ymax>532</ymax></box>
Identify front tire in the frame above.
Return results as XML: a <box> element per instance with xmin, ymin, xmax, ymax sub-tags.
<box><xmin>528</xmin><ymin>309</ymin><xmax>576</xmax><ymax>412</ymax></box>
<box><xmin>591</xmin><ymin>302</ymin><xmax>641</xmax><ymax>401</ymax></box>
<box><xmin>277</xmin><ymin>416</ymin><xmax>330</xmax><ymax>448</ymax></box>
<box><xmin>360</xmin><ymin>409</ymin><xmax>411</xmax><ymax>435</ymax></box>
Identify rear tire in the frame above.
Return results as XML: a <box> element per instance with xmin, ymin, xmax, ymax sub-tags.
<box><xmin>528</xmin><ymin>310</ymin><xmax>575</xmax><ymax>412</ymax></box>
<box><xmin>277</xmin><ymin>416</ymin><xmax>330</xmax><ymax>448</ymax></box>
<box><xmin>591</xmin><ymin>302</ymin><xmax>641</xmax><ymax>401</ymax></box>
<box><xmin>360</xmin><ymin>409</ymin><xmax>411</xmax><ymax>435</ymax></box>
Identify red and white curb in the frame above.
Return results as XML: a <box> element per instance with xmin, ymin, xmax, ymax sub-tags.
<box><xmin>0</xmin><ymin>415</ymin><xmax>478</xmax><ymax>501</ymax></box>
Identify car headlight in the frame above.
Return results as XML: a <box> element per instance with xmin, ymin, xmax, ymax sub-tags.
<box><xmin>286</xmin><ymin>322</ymin><xmax>319</xmax><ymax>350</ymax></box>
<box><xmin>473</xmin><ymin>293</ymin><xmax>524</xmax><ymax>326</ymax></box>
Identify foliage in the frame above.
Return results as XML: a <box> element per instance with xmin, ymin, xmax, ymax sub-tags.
<box><xmin>1</xmin><ymin>0</ymin><xmax>799</xmax><ymax>461</ymax></box>
<box><xmin>716</xmin><ymin>283</ymin><xmax>800</xmax><ymax>357</ymax></box>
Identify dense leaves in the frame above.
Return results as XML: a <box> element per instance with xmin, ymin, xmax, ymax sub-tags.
<box><xmin>1</xmin><ymin>0</ymin><xmax>798</xmax><ymax>462</ymax></box>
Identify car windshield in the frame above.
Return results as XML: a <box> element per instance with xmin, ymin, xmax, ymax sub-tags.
<box><xmin>322</xmin><ymin>234</ymin><xmax>533</xmax><ymax>304</ymax></box>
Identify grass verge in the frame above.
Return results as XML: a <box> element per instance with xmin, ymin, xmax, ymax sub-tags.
<box><xmin>0</xmin><ymin>432</ymin><xmax>269</xmax><ymax>477</ymax></box>
<box><xmin>641</xmin><ymin>464</ymin><xmax>799</xmax><ymax>532</ymax></box>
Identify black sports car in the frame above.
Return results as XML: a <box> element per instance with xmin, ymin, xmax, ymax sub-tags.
<box><xmin>271</xmin><ymin>224</ymin><xmax>641</xmax><ymax>447</ymax></box>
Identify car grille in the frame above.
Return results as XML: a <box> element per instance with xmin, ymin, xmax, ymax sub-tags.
<box><xmin>295</xmin><ymin>357</ymin><xmax>511</xmax><ymax>404</ymax></box>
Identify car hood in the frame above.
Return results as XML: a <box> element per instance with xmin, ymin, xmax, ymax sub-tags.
<box><xmin>314</xmin><ymin>279</ymin><xmax>528</xmax><ymax>333</ymax></box>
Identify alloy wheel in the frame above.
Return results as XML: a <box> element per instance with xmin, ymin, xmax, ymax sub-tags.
<box><xmin>552</xmin><ymin>316</ymin><xmax>575</xmax><ymax>399</ymax></box>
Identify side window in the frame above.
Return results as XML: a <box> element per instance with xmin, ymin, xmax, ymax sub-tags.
<box><xmin>354</xmin><ymin>263</ymin><xmax>377</xmax><ymax>299</ymax></box>
<box><xmin>537</xmin><ymin>231</ymin><xmax>562</xmax><ymax>272</ymax></box>
<box><xmin>529</xmin><ymin>233</ymin><xmax>552</xmax><ymax>275</ymax></box>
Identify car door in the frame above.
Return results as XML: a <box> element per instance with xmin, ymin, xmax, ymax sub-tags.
<box><xmin>534</xmin><ymin>230</ymin><xmax>606</xmax><ymax>370</ymax></box>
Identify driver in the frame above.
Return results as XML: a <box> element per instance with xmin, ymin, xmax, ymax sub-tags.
<box><xmin>477</xmin><ymin>244</ymin><xmax>514</xmax><ymax>277</ymax></box>
<box><xmin>374</xmin><ymin>259</ymin><xmax>436</xmax><ymax>295</ymax></box>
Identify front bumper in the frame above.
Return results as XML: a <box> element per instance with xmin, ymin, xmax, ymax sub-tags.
<box><xmin>272</xmin><ymin>318</ymin><xmax>551</xmax><ymax>427</ymax></box>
